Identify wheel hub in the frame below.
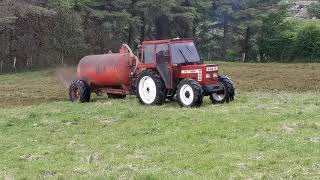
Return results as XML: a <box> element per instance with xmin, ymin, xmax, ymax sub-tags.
<box><xmin>185</xmin><ymin>91</ymin><xmax>190</xmax><ymax>98</ymax></box>
<box><xmin>76</xmin><ymin>89</ymin><xmax>80</xmax><ymax>98</ymax></box>
<box><xmin>71</xmin><ymin>86</ymin><xmax>80</xmax><ymax>101</ymax></box>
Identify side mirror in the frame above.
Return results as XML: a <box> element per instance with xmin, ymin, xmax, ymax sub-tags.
<box><xmin>200</xmin><ymin>57</ymin><xmax>204</xmax><ymax>64</ymax></box>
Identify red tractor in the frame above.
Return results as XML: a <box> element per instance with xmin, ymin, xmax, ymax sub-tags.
<box><xmin>69</xmin><ymin>38</ymin><xmax>235</xmax><ymax>107</ymax></box>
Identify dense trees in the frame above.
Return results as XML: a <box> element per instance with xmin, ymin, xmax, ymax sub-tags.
<box><xmin>295</xmin><ymin>24</ymin><xmax>320</xmax><ymax>60</ymax></box>
<box><xmin>258</xmin><ymin>9</ymin><xmax>320</xmax><ymax>62</ymax></box>
<box><xmin>0</xmin><ymin>0</ymin><xmax>319</xmax><ymax>73</ymax></box>
<box><xmin>308</xmin><ymin>1</ymin><xmax>320</xmax><ymax>19</ymax></box>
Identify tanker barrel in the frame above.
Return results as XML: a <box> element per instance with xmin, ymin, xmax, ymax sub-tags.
<box><xmin>77</xmin><ymin>53</ymin><xmax>131</xmax><ymax>86</ymax></box>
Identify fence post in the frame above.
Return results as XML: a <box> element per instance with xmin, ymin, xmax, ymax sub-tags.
<box><xmin>61</xmin><ymin>55</ymin><xmax>64</xmax><ymax>65</ymax></box>
<box><xmin>13</xmin><ymin>57</ymin><xmax>16</xmax><ymax>69</ymax></box>
<box><xmin>0</xmin><ymin>60</ymin><xmax>3</xmax><ymax>73</ymax></box>
<box><xmin>242</xmin><ymin>53</ymin><xmax>246</xmax><ymax>63</ymax></box>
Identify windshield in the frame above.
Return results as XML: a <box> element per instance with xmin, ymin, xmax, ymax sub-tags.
<box><xmin>171</xmin><ymin>42</ymin><xmax>200</xmax><ymax>64</ymax></box>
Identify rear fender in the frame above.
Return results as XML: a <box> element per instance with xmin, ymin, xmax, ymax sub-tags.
<box><xmin>137</xmin><ymin>64</ymin><xmax>171</xmax><ymax>89</ymax></box>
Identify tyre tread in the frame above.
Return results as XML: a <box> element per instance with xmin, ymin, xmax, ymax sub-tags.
<box><xmin>69</xmin><ymin>80</ymin><xmax>91</xmax><ymax>103</ymax></box>
<box><xmin>210</xmin><ymin>75</ymin><xmax>235</xmax><ymax>104</ymax></box>
<box><xmin>177</xmin><ymin>79</ymin><xmax>204</xmax><ymax>108</ymax></box>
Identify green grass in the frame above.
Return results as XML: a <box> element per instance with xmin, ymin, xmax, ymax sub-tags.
<box><xmin>0</xmin><ymin>63</ymin><xmax>320</xmax><ymax>179</ymax></box>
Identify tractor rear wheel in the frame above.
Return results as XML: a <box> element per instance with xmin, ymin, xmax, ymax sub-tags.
<box><xmin>177</xmin><ymin>79</ymin><xmax>203</xmax><ymax>108</ymax></box>
<box><xmin>210</xmin><ymin>75</ymin><xmax>235</xmax><ymax>104</ymax></box>
<box><xmin>69</xmin><ymin>80</ymin><xmax>91</xmax><ymax>103</ymax></box>
<box><xmin>136</xmin><ymin>70</ymin><xmax>166</xmax><ymax>105</ymax></box>
<box><xmin>108</xmin><ymin>94</ymin><xmax>126</xmax><ymax>99</ymax></box>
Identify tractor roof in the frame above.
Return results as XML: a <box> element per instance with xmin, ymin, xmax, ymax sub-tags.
<box><xmin>142</xmin><ymin>38</ymin><xmax>193</xmax><ymax>45</ymax></box>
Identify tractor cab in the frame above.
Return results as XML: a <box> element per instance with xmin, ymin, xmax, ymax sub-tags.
<box><xmin>139</xmin><ymin>38</ymin><xmax>219</xmax><ymax>87</ymax></box>
<box><xmin>140</xmin><ymin>39</ymin><xmax>203</xmax><ymax>89</ymax></box>
<box><xmin>136</xmin><ymin>38</ymin><xmax>235</xmax><ymax>107</ymax></box>
<box><xmin>141</xmin><ymin>38</ymin><xmax>201</xmax><ymax>65</ymax></box>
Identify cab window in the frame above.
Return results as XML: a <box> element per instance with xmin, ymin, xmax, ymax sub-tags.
<box><xmin>156</xmin><ymin>44</ymin><xmax>169</xmax><ymax>64</ymax></box>
<box><xmin>143</xmin><ymin>44</ymin><xmax>154</xmax><ymax>64</ymax></box>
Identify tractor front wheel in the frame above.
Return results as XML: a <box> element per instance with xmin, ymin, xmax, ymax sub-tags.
<box><xmin>69</xmin><ymin>80</ymin><xmax>91</xmax><ymax>103</ymax></box>
<box><xmin>136</xmin><ymin>70</ymin><xmax>166</xmax><ymax>105</ymax></box>
<box><xmin>210</xmin><ymin>75</ymin><xmax>235</xmax><ymax>104</ymax></box>
<box><xmin>177</xmin><ymin>79</ymin><xmax>203</xmax><ymax>108</ymax></box>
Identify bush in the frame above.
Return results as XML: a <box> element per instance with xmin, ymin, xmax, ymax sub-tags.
<box><xmin>257</xmin><ymin>10</ymin><xmax>297</xmax><ymax>62</ymax></box>
<box><xmin>258</xmin><ymin>11</ymin><xmax>320</xmax><ymax>62</ymax></box>
<box><xmin>226</xmin><ymin>49</ymin><xmax>241</xmax><ymax>61</ymax></box>
<box><xmin>308</xmin><ymin>2</ymin><xmax>320</xmax><ymax>19</ymax></box>
<box><xmin>295</xmin><ymin>25</ymin><xmax>320</xmax><ymax>61</ymax></box>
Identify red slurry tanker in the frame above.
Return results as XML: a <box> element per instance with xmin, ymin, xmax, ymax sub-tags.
<box><xmin>69</xmin><ymin>38</ymin><xmax>235</xmax><ymax>107</ymax></box>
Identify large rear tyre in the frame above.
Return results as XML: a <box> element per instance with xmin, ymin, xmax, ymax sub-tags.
<box><xmin>177</xmin><ymin>79</ymin><xmax>204</xmax><ymax>108</ymax></box>
<box><xmin>136</xmin><ymin>70</ymin><xmax>166</xmax><ymax>105</ymax></box>
<box><xmin>69</xmin><ymin>80</ymin><xmax>91</xmax><ymax>103</ymax></box>
<box><xmin>210</xmin><ymin>75</ymin><xmax>235</xmax><ymax>104</ymax></box>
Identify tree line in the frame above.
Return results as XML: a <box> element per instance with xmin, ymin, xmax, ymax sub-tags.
<box><xmin>0</xmin><ymin>0</ymin><xmax>320</xmax><ymax>73</ymax></box>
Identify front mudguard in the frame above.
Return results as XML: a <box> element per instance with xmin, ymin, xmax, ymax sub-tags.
<box><xmin>220</xmin><ymin>75</ymin><xmax>234</xmax><ymax>86</ymax></box>
<box><xmin>202</xmin><ymin>75</ymin><xmax>235</xmax><ymax>98</ymax></box>
<box><xmin>202</xmin><ymin>83</ymin><xmax>224</xmax><ymax>96</ymax></box>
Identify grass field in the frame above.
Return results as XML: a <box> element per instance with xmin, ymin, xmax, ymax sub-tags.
<box><xmin>0</xmin><ymin>62</ymin><xmax>320</xmax><ymax>179</ymax></box>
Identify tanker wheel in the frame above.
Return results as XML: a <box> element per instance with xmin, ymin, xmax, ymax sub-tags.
<box><xmin>108</xmin><ymin>94</ymin><xmax>126</xmax><ymax>99</ymax></box>
<box><xmin>210</xmin><ymin>75</ymin><xmax>235</xmax><ymax>104</ymax></box>
<box><xmin>136</xmin><ymin>70</ymin><xmax>166</xmax><ymax>106</ymax></box>
<box><xmin>177</xmin><ymin>79</ymin><xmax>204</xmax><ymax>108</ymax></box>
<box><xmin>69</xmin><ymin>80</ymin><xmax>91</xmax><ymax>103</ymax></box>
